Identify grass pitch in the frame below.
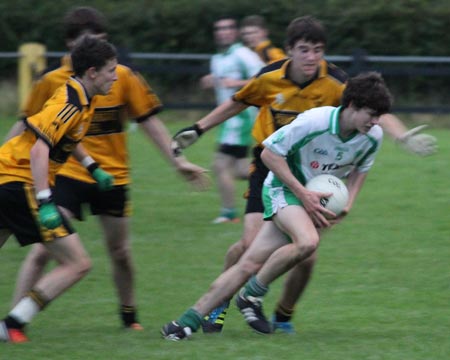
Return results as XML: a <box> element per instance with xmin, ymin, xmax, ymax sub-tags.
<box><xmin>0</xmin><ymin>114</ymin><xmax>449</xmax><ymax>359</ymax></box>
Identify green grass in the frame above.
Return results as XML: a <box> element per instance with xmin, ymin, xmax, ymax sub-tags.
<box><xmin>0</xmin><ymin>114</ymin><xmax>449</xmax><ymax>359</ymax></box>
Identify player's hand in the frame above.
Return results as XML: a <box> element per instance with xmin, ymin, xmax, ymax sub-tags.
<box><xmin>397</xmin><ymin>125</ymin><xmax>437</xmax><ymax>156</ymax></box>
<box><xmin>328</xmin><ymin>207</ymin><xmax>349</xmax><ymax>226</ymax></box>
<box><xmin>38</xmin><ymin>201</ymin><xmax>62</xmax><ymax>229</ymax></box>
<box><xmin>298</xmin><ymin>189</ymin><xmax>334</xmax><ymax>228</ymax></box>
<box><xmin>175</xmin><ymin>159</ymin><xmax>211</xmax><ymax>191</ymax></box>
<box><xmin>172</xmin><ymin>124</ymin><xmax>204</xmax><ymax>151</ymax></box>
<box><xmin>92</xmin><ymin>168</ymin><xmax>114</xmax><ymax>191</ymax></box>
<box><xmin>91</xmin><ymin>167</ymin><xmax>114</xmax><ymax>191</ymax></box>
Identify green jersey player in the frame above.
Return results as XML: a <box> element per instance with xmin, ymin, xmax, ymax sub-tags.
<box><xmin>161</xmin><ymin>71</ymin><xmax>393</xmax><ymax>339</ymax></box>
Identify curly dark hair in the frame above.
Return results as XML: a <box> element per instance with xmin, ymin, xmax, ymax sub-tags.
<box><xmin>71</xmin><ymin>36</ymin><xmax>117</xmax><ymax>77</ymax></box>
<box><xmin>341</xmin><ymin>72</ymin><xmax>393</xmax><ymax>116</ymax></box>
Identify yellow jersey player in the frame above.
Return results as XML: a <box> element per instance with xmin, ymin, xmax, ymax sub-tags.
<box><xmin>0</xmin><ymin>36</ymin><xmax>118</xmax><ymax>343</ymax></box>
<box><xmin>7</xmin><ymin>6</ymin><xmax>208</xmax><ymax>332</ymax></box>
<box><xmin>239</xmin><ymin>15</ymin><xmax>286</xmax><ymax>64</ymax></box>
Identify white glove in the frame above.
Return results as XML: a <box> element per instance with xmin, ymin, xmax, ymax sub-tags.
<box><xmin>397</xmin><ymin>125</ymin><xmax>437</xmax><ymax>156</ymax></box>
<box><xmin>172</xmin><ymin>124</ymin><xmax>204</xmax><ymax>150</ymax></box>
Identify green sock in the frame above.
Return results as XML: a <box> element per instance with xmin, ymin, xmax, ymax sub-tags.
<box><xmin>178</xmin><ymin>308</ymin><xmax>203</xmax><ymax>332</ymax></box>
<box><xmin>244</xmin><ymin>275</ymin><xmax>268</xmax><ymax>297</ymax></box>
<box><xmin>221</xmin><ymin>207</ymin><xmax>237</xmax><ymax>218</ymax></box>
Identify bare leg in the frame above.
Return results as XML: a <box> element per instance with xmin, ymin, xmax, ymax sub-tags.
<box><xmin>194</xmin><ymin>221</ymin><xmax>288</xmax><ymax>316</ymax></box>
<box><xmin>223</xmin><ymin>212</ymin><xmax>264</xmax><ymax>269</ymax></box>
<box><xmin>212</xmin><ymin>152</ymin><xmax>237</xmax><ymax>210</ymax></box>
<box><xmin>11</xmin><ymin>206</ymin><xmax>75</xmax><ymax>306</ymax></box>
<box><xmin>36</xmin><ymin>233</ymin><xmax>91</xmax><ymax>300</ymax></box>
<box><xmin>255</xmin><ymin>206</ymin><xmax>319</xmax><ymax>288</ymax></box>
<box><xmin>12</xmin><ymin>244</ymin><xmax>51</xmax><ymax>306</ymax></box>
<box><xmin>98</xmin><ymin>215</ymin><xmax>135</xmax><ymax>307</ymax></box>
<box><xmin>274</xmin><ymin>251</ymin><xmax>317</xmax><ymax>317</ymax></box>
<box><xmin>234</xmin><ymin>157</ymin><xmax>250</xmax><ymax>180</ymax></box>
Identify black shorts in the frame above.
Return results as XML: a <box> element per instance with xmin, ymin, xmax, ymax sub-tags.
<box><xmin>218</xmin><ymin>144</ymin><xmax>250</xmax><ymax>159</ymax></box>
<box><xmin>0</xmin><ymin>182</ymin><xmax>74</xmax><ymax>246</ymax></box>
<box><xmin>54</xmin><ymin>176</ymin><xmax>131</xmax><ymax>221</ymax></box>
<box><xmin>244</xmin><ymin>147</ymin><xmax>269</xmax><ymax>214</ymax></box>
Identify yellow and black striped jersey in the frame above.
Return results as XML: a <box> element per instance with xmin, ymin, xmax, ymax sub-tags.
<box><xmin>0</xmin><ymin>77</ymin><xmax>96</xmax><ymax>185</ymax></box>
<box><xmin>253</xmin><ymin>40</ymin><xmax>286</xmax><ymax>64</ymax></box>
<box><xmin>233</xmin><ymin>58</ymin><xmax>347</xmax><ymax>146</ymax></box>
<box><xmin>23</xmin><ymin>56</ymin><xmax>163</xmax><ymax>185</ymax></box>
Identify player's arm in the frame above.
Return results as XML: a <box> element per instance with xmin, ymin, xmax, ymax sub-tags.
<box><xmin>30</xmin><ymin>138</ymin><xmax>62</xmax><ymax>229</ymax></box>
<box><xmin>328</xmin><ymin>170</ymin><xmax>368</xmax><ymax>226</ymax></box>
<box><xmin>172</xmin><ymin>98</ymin><xmax>248</xmax><ymax>150</ymax></box>
<box><xmin>3</xmin><ymin>120</ymin><xmax>26</xmax><ymax>142</ymax></box>
<box><xmin>380</xmin><ymin>113</ymin><xmax>437</xmax><ymax>156</ymax></box>
<box><xmin>139</xmin><ymin>115</ymin><xmax>210</xmax><ymax>191</ymax></box>
<box><xmin>72</xmin><ymin>143</ymin><xmax>114</xmax><ymax>191</ymax></box>
<box><xmin>342</xmin><ymin>170</ymin><xmax>367</xmax><ymax>213</ymax></box>
<box><xmin>30</xmin><ymin>138</ymin><xmax>51</xmax><ymax>195</ymax></box>
<box><xmin>261</xmin><ymin>147</ymin><xmax>334</xmax><ymax>227</ymax></box>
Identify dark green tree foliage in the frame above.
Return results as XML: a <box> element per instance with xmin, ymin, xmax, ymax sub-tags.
<box><xmin>1</xmin><ymin>0</ymin><xmax>449</xmax><ymax>109</ymax></box>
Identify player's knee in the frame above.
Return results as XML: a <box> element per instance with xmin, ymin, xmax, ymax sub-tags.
<box><xmin>292</xmin><ymin>236</ymin><xmax>319</xmax><ymax>262</ymax></box>
<box><xmin>237</xmin><ymin>258</ymin><xmax>262</xmax><ymax>278</ymax></box>
<box><xmin>109</xmin><ymin>244</ymin><xmax>132</xmax><ymax>266</ymax></box>
<box><xmin>71</xmin><ymin>255</ymin><xmax>92</xmax><ymax>280</ymax></box>
<box><xmin>30</xmin><ymin>247</ymin><xmax>52</xmax><ymax>268</ymax></box>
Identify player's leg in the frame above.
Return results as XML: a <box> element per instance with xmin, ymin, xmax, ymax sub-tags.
<box><xmin>2</xmin><ymin>233</ymin><xmax>91</xmax><ymax>342</ymax></box>
<box><xmin>162</xmin><ymin>221</ymin><xmax>287</xmax><ymax>340</ymax></box>
<box><xmin>211</xmin><ymin>150</ymin><xmax>239</xmax><ymax>223</ymax></box>
<box><xmin>272</xmin><ymin>251</ymin><xmax>317</xmax><ymax>333</ymax></box>
<box><xmin>203</xmin><ymin>153</ymin><xmax>266</xmax><ymax>332</ymax></box>
<box><xmin>98</xmin><ymin>214</ymin><xmax>141</xmax><ymax>330</ymax></box>
<box><xmin>236</xmin><ymin>204</ymin><xmax>319</xmax><ymax>334</ymax></box>
<box><xmin>10</xmin><ymin>200</ymin><xmax>77</xmax><ymax>307</ymax></box>
<box><xmin>234</xmin><ymin>156</ymin><xmax>250</xmax><ymax>180</ymax></box>
<box><xmin>11</xmin><ymin>244</ymin><xmax>52</xmax><ymax>306</ymax></box>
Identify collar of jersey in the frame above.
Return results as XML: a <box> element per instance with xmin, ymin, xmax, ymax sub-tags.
<box><xmin>329</xmin><ymin>106</ymin><xmax>342</xmax><ymax>135</ymax></box>
<box><xmin>67</xmin><ymin>76</ymin><xmax>90</xmax><ymax>106</ymax></box>
<box><xmin>254</xmin><ymin>40</ymin><xmax>272</xmax><ymax>52</ymax></box>
<box><xmin>219</xmin><ymin>42</ymin><xmax>243</xmax><ymax>55</ymax></box>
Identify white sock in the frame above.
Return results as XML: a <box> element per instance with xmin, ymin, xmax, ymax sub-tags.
<box><xmin>9</xmin><ymin>297</ymin><xmax>40</xmax><ymax>324</ymax></box>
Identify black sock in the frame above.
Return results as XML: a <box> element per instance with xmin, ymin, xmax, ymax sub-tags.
<box><xmin>274</xmin><ymin>303</ymin><xmax>294</xmax><ymax>322</ymax></box>
<box><xmin>120</xmin><ymin>305</ymin><xmax>138</xmax><ymax>326</ymax></box>
<box><xmin>4</xmin><ymin>315</ymin><xmax>25</xmax><ymax>330</ymax></box>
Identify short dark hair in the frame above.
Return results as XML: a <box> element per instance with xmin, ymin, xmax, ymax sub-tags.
<box><xmin>71</xmin><ymin>35</ymin><xmax>117</xmax><ymax>77</ymax></box>
<box><xmin>286</xmin><ymin>16</ymin><xmax>327</xmax><ymax>48</ymax></box>
<box><xmin>341</xmin><ymin>72</ymin><xmax>393</xmax><ymax>116</ymax></box>
<box><xmin>240</xmin><ymin>15</ymin><xmax>267</xmax><ymax>29</ymax></box>
<box><xmin>64</xmin><ymin>6</ymin><xmax>108</xmax><ymax>41</ymax></box>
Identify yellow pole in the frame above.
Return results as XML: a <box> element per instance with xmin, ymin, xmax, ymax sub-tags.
<box><xmin>18</xmin><ymin>43</ymin><xmax>47</xmax><ymax>111</ymax></box>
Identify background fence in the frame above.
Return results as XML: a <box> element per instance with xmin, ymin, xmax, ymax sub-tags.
<box><xmin>4</xmin><ymin>47</ymin><xmax>450</xmax><ymax>114</ymax></box>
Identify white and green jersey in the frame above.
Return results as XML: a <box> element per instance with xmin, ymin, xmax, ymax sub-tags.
<box><xmin>211</xmin><ymin>42</ymin><xmax>264</xmax><ymax>146</ymax></box>
<box><xmin>262</xmin><ymin>106</ymin><xmax>383</xmax><ymax>189</ymax></box>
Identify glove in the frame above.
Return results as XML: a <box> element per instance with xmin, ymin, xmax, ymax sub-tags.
<box><xmin>87</xmin><ymin>163</ymin><xmax>114</xmax><ymax>191</ymax></box>
<box><xmin>38</xmin><ymin>200</ymin><xmax>62</xmax><ymax>229</ymax></box>
<box><xmin>173</xmin><ymin>123</ymin><xmax>203</xmax><ymax>150</ymax></box>
<box><xmin>397</xmin><ymin>125</ymin><xmax>437</xmax><ymax>156</ymax></box>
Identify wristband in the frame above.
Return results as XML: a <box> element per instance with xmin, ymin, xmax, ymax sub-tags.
<box><xmin>193</xmin><ymin>123</ymin><xmax>204</xmax><ymax>136</ymax></box>
<box><xmin>86</xmin><ymin>162</ymin><xmax>100</xmax><ymax>174</ymax></box>
<box><xmin>36</xmin><ymin>189</ymin><xmax>52</xmax><ymax>201</ymax></box>
<box><xmin>81</xmin><ymin>155</ymin><xmax>96</xmax><ymax>168</ymax></box>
